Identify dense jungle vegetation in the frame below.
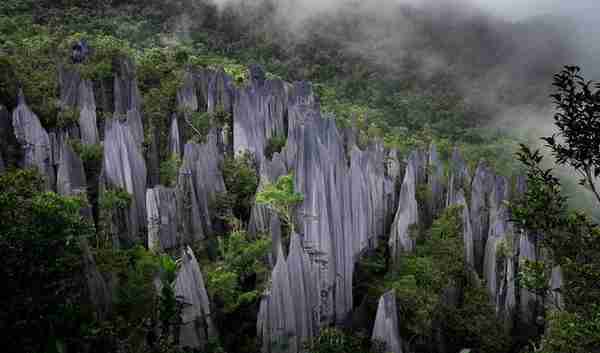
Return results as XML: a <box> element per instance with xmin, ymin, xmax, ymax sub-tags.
<box><xmin>1</xmin><ymin>1</ymin><xmax>599</xmax><ymax>353</ymax></box>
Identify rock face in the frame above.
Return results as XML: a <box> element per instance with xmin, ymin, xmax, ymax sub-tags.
<box><xmin>0</xmin><ymin>152</ymin><xmax>4</xmax><ymax>173</ymax></box>
<box><xmin>233</xmin><ymin>74</ymin><xmax>287</xmax><ymax>161</ymax></box>
<box><xmin>257</xmin><ymin>246</ymin><xmax>299</xmax><ymax>353</ymax></box>
<box><xmin>177</xmin><ymin>133</ymin><xmax>226</xmax><ymax>243</ymax></box>
<box><xmin>483</xmin><ymin>176</ymin><xmax>516</xmax><ymax>323</ymax></box>
<box><xmin>168</xmin><ymin>114</ymin><xmax>182</xmax><ymax>158</ymax></box>
<box><xmin>175</xmin><ymin>246</ymin><xmax>216</xmax><ymax>349</ymax></box>
<box><xmin>448</xmin><ymin>188</ymin><xmax>474</xmax><ymax>267</ymax></box>
<box><xmin>114</xmin><ymin>58</ymin><xmax>144</xmax><ymax>147</ymax></box>
<box><xmin>146</xmin><ymin>186</ymin><xmax>180</xmax><ymax>251</ymax></box>
<box><xmin>389</xmin><ymin>151</ymin><xmax>420</xmax><ymax>258</ymax></box>
<box><xmin>59</xmin><ymin>67</ymin><xmax>99</xmax><ymax>145</ymax></box>
<box><xmin>56</xmin><ymin>141</ymin><xmax>87</xmax><ymax>196</ymax></box>
<box><xmin>102</xmin><ymin>119</ymin><xmax>147</xmax><ymax>246</ymax></box>
<box><xmin>446</xmin><ymin>148</ymin><xmax>471</xmax><ymax>208</ymax></box>
<box><xmin>12</xmin><ymin>92</ymin><xmax>54</xmax><ymax>189</ymax></box>
<box><xmin>429</xmin><ymin>144</ymin><xmax>446</xmax><ymax>216</ymax></box>
<box><xmin>470</xmin><ymin>162</ymin><xmax>495</xmax><ymax>274</ymax></box>
<box><xmin>372</xmin><ymin>290</ymin><xmax>403</xmax><ymax>353</ymax></box>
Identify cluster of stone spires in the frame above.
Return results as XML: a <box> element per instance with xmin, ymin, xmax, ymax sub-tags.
<box><xmin>0</xmin><ymin>57</ymin><xmax>563</xmax><ymax>352</ymax></box>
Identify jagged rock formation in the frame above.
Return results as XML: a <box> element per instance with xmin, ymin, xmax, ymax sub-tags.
<box><xmin>389</xmin><ymin>151</ymin><xmax>420</xmax><ymax>258</ymax></box>
<box><xmin>113</xmin><ymin>58</ymin><xmax>144</xmax><ymax>147</ymax></box>
<box><xmin>59</xmin><ymin>67</ymin><xmax>100</xmax><ymax>145</ymax></box>
<box><xmin>483</xmin><ymin>175</ymin><xmax>516</xmax><ymax>324</ymax></box>
<box><xmin>168</xmin><ymin>113</ymin><xmax>182</xmax><ymax>158</ymax></box>
<box><xmin>56</xmin><ymin>141</ymin><xmax>87</xmax><ymax>196</ymax></box>
<box><xmin>429</xmin><ymin>144</ymin><xmax>446</xmax><ymax>216</ymax></box>
<box><xmin>177</xmin><ymin>133</ymin><xmax>226</xmax><ymax>242</ymax></box>
<box><xmin>146</xmin><ymin>186</ymin><xmax>180</xmax><ymax>251</ymax></box>
<box><xmin>257</xmin><ymin>246</ymin><xmax>298</xmax><ymax>353</ymax></box>
<box><xmin>12</xmin><ymin>92</ymin><xmax>54</xmax><ymax>189</ymax></box>
<box><xmin>0</xmin><ymin>151</ymin><xmax>4</xmax><ymax>173</ymax></box>
<box><xmin>449</xmin><ymin>188</ymin><xmax>475</xmax><ymax>267</ymax></box>
<box><xmin>102</xmin><ymin>119</ymin><xmax>148</xmax><ymax>246</ymax></box>
<box><xmin>471</xmin><ymin>162</ymin><xmax>495</xmax><ymax>274</ymax></box>
<box><xmin>446</xmin><ymin>147</ymin><xmax>470</xmax><ymax>208</ymax></box>
<box><xmin>175</xmin><ymin>246</ymin><xmax>216</xmax><ymax>349</ymax></box>
<box><xmin>372</xmin><ymin>290</ymin><xmax>403</xmax><ymax>353</ymax></box>
<box><xmin>233</xmin><ymin>67</ymin><xmax>287</xmax><ymax>161</ymax></box>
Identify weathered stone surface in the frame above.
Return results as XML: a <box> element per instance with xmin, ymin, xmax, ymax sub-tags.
<box><xmin>147</xmin><ymin>186</ymin><xmax>180</xmax><ymax>251</ymax></box>
<box><xmin>517</xmin><ymin>231</ymin><xmax>538</xmax><ymax>325</ymax></box>
<box><xmin>177</xmin><ymin>133</ymin><xmax>226</xmax><ymax>242</ymax></box>
<box><xmin>177</xmin><ymin>71</ymin><xmax>199</xmax><ymax>112</ymax></box>
<box><xmin>57</xmin><ymin>141</ymin><xmax>87</xmax><ymax>196</ymax></box>
<box><xmin>548</xmin><ymin>266</ymin><xmax>564</xmax><ymax>309</ymax></box>
<box><xmin>257</xmin><ymin>246</ymin><xmax>298</xmax><ymax>353</ymax></box>
<box><xmin>389</xmin><ymin>151</ymin><xmax>420</xmax><ymax>258</ymax></box>
<box><xmin>233</xmin><ymin>73</ymin><xmax>287</xmax><ymax>161</ymax></box>
<box><xmin>429</xmin><ymin>143</ymin><xmax>446</xmax><ymax>216</ymax></box>
<box><xmin>114</xmin><ymin>58</ymin><xmax>144</xmax><ymax>147</ymax></box>
<box><xmin>449</xmin><ymin>188</ymin><xmax>474</xmax><ymax>267</ymax></box>
<box><xmin>372</xmin><ymin>290</ymin><xmax>403</xmax><ymax>353</ymax></box>
<box><xmin>175</xmin><ymin>246</ymin><xmax>216</xmax><ymax>349</ymax></box>
<box><xmin>446</xmin><ymin>147</ymin><xmax>470</xmax><ymax>208</ymax></box>
<box><xmin>470</xmin><ymin>162</ymin><xmax>495</xmax><ymax>274</ymax></box>
<box><xmin>249</xmin><ymin>152</ymin><xmax>288</xmax><ymax>242</ymax></box>
<box><xmin>287</xmin><ymin>234</ymin><xmax>317</xmax><ymax>346</ymax></box>
<box><xmin>59</xmin><ymin>67</ymin><xmax>100</xmax><ymax>145</ymax></box>
<box><xmin>207</xmin><ymin>69</ymin><xmax>235</xmax><ymax>114</ymax></box>
<box><xmin>0</xmin><ymin>152</ymin><xmax>4</xmax><ymax>173</ymax></box>
<box><xmin>12</xmin><ymin>92</ymin><xmax>54</xmax><ymax>189</ymax></box>
<box><xmin>168</xmin><ymin>114</ymin><xmax>182</xmax><ymax>158</ymax></box>
<box><xmin>483</xmin><ymin>175</ymin><xmax>516</xmax><ymax>322</ymax></box>
<box><xmin>103</xmin><ymin>118</ymin><xmax>147</xmax><ymax>246</ymax></box>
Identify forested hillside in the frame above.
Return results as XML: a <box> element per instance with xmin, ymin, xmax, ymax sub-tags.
<box><xmin>1</xmin><ymin>1</ymin><xmax>599</xmax><ymax>353</ymax></box>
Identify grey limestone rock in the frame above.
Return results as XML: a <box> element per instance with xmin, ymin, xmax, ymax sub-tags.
<box><xmin>175</xmin><ymin>246</ymin><xmax>216</xmax><ymax>349</ymax></box>
<box><xmin>446</xmin><ymin>147</ymin><xmax>471</xmax><ymax>208</ymax></box>
<box><xmin>177</xmin><ymin>133</ymin><xmax>226</xmax><ymax>242</ymax></box>
<box><xmin>168</xmin><ymin>114</ymin><xmax>182</xmax><ymax>158</ymax></box>
<box><xmin>448</xmin><ymin>188</ymin><xmax>474</xmax><ymax>267</ymax></box>
<box><xmin>146</xmin><ymin>186</ymin><xmax>180</xmax><ymax>251</ymax></box>
<box><xmin>428</xmin><ymin>143</ymin><xmax>446</xmax><ymax>216</ymax></box>
<box><xmin>470</xmin><ymin>162</ymin><xmax>495</xmax><ymax>273</ymax></box>
<box><xmin>257</xmin><ymin>246</ymin><xmax>298</xmax><ymax>353</ymax></box>
<box><xmin>233</xmin><ymin>73</ymin><xmax>287</xmax><ymax>161</ymax></box>
<box><xmin>372</xmin><ymin>290</ymin><xmax>403</xmax><ymax>353</ymax></box>
<box><xmin>389</xmin><ymin>151</ymin><xmax>420</xmax><ymax>258</ymax></box>
<box><xmin>58</xmin><ymin>67</ymin><xmax>99</xmax><ymax>145</ymax></box>
<box><xmin>12</xmin><ymin>92</ymin><xmax>54</xmax><ymax>189</ymax></box>
<box><xmin>57</xmin><ymin>141</ymin><xmax>87</xmax><ymax>197</ymax></box>
<box><xmin>102</xmin><ymin>118</ymin><xmax>147</xmax><ymax>246</ymax></box>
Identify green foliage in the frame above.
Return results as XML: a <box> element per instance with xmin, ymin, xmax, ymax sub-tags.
<box><xmin>517</xmin><ymin>259</ymin><xmax>551</xmax><ymax>298</ymax></box>
<box><xmin>99</xmin><ymin>187</ymin><xmax>131</xmax><ymax>210</ymax></box>
<box><xmin>221</xmin><ymin>152</ymin><xmax>259</xmax><ymax>222</ymax></box>
<box><xmin>537</xmin><ymin>307</ymin><xmax>600</xmax><ymax>353</ymax></box>
<box><xmin>379</xmin><ymin>206</ymin><xmax>509</xmax><ymax>353</ymax></box>
<box><xmin>159</xmin><ymin>154</ymin><xmax>182</xmax><ymax>187</ymax></box>
<box><xmin>205</xmin><ymin>230</ymin><xmax>270</xmax><ymax>314</ymax></box>
<box><xmin>0</xmin><ymin>169</ymin><xmax>94</xmax><ymax>352</ymax></box>
<box><xmin>69</xmin><ymin>139</ymin><xmax>103</xmax><ymax>164</ymax></box>
<box><xmin>544</xmin><ymin>66</ymin><xmax>600</xmax><ymax>205</ymax></box>
<box><xmin>187</xmin><ymin>111</ymin><xmax>212</xmax><ymax>143</ymax></box>
<box><xmin>255</xmin><ymin>174</ymin><xmax>304</xmax><ymax>234</ymax></box>
<box><xmin>304</xmin><ymin>328</ymin><xmax>386</xmax><ymax>353</ymax></box>
<box><xmin>265</xmin><ymin>135</ymin><xmax>287</xmax><ymax>160</ymax></box>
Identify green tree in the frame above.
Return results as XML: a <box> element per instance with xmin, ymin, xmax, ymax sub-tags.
<box><xmin>0</xmin><ymin>169</ymin><xmax>94</xmax><ymax>352</ymax></box>
<box><xmin>255</xmin><ymin>174</ymin><xmax>304</xmax><ymax>234</ymax></box>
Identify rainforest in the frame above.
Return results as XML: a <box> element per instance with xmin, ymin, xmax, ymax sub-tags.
<box><xmin>0</xmin><ymin>1</ymin><xmax>599</xmax><ymax>353</ymax></box>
